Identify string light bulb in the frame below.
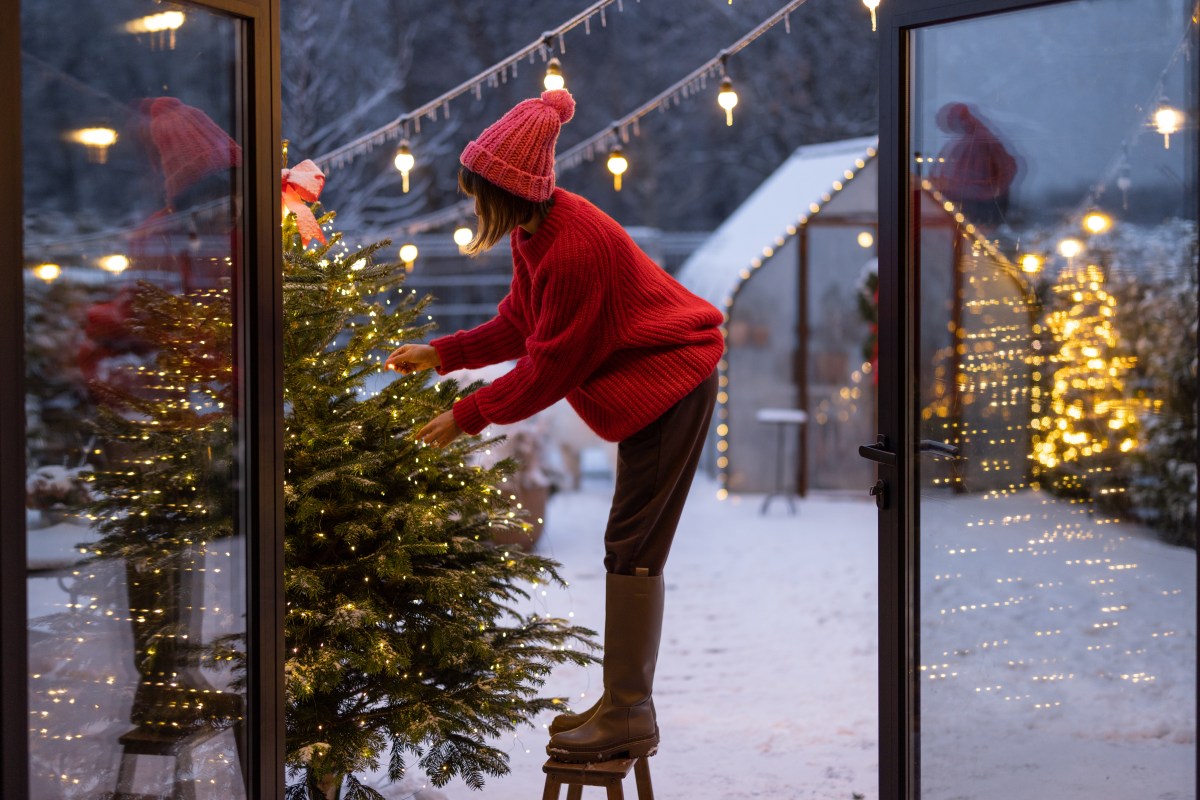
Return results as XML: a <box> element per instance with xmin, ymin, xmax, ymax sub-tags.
<box><xmin>1057</xmin><ymin>238</ymin><xmax>1083</xmax><ymax>260</ymax></box>
<box><xmin>863</xmin><ymin>0</ymin><xmax>880</xmax><ymax>31</ymax></box>
<box><xmin>1153</xmin><ymin>103</ymin><xmax>1182</xmax><ymax>149</ymax></box>
<box><xmin>399</xmin><ymin>243</ymin><xmax>418</xmax><ymax>273</ymax></box>
<box><xmin>1020</xmin><ymin>254</ymin><xmax>1044</xmax><ymax>274</ymax></box>
<box><xmin>607</xmin><ymin>146</ymin><xmax>628</xmax><ymax>192</ymax></box>
<box><xmin>393</xmin><ymin>141</ymin><xmax>415</xmax><ymax>193</ymax></box>
<box><xmin>543</xmin><ymin>58</ymin><xmax>565</xmax><ymax>91</ymax></box>
<box><xmin>857</xmin><ymin>231</ymin><xmax>875</xmax><ymax>249</ymax></box>
<box><xmin>1082</xmin><ymin>211</ymin><xmax>1112</xmax><ymax>235</ymax></box>
<box><xmin>453</xmin><ymin>224</ymin><xmax>474</xmax><ymax>252</ymax></box>
<box><xmin>33</xmin><ymin>263</ymin><xmax>61</xmax><ymax>282</ymax></box>
<box><xmin>717</xmin><ymin>77</ymin><xmax>739</xmax><ymax>126</ymax></box>
<box><xmin>99</xmin><ymin>254</ymin><xmax>130</xmax><ymax>274</ymax></box>
<box><xmin>70</xmin><ymin>127</ymin><xmax>118</xmax><ymax>163</ymax></box>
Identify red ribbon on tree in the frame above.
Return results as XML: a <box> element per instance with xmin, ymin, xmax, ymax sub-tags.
<box><xmin>281</xmin><ymin>159</ymin><xmax>327</xmax><ymax>246</ymax></box>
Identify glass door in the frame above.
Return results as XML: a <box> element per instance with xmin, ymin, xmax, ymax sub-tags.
<box><xmin>11</xmin><ymin>1</ymin><xmax>283</xmax><ymax>796</ymax></box>
<box><xmin>890</xmin><ymin>0</ymin><xmax>1198</xmax><ymax>796</ymax></box>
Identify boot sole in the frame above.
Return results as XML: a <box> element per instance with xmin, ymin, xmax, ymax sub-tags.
<box><xmin>546</xmin><ymin>734</ymin><xmax>659</xmax><ymax>764</ymax></box>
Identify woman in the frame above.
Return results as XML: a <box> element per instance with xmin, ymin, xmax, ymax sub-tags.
<box><xmin>385</xmin><ymin>88</ymin><xmax>723</xmax><ymax>763</ymax></box>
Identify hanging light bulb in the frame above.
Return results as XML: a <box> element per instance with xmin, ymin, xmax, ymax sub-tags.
<box><xmin>69</xmin><ymin>127</ymin><xmax>118</xmax><ymax>163</ymax></box>
<box><xmin>717</xmin><ymin>77</ymin><xmax>739</xmax><ymax>127</ymax></box>
<box><xmin>33</xmin><ymin>263</ymin><xmax>61</xmax><ymax>282</ymax></box>
<box><xmin>99</xmin><ymin>254</ymin><xmax>130</xmax><ymax>274</ymax></box>
<box><xmin>399</xmin><ymin>243</ymin><xmax>419</xmax><ymax>272</ymax></box>
<box><xmin>607</xmin><ymin>146</ymin><xmax>628</xmax><ymax>192</ymax></box>
<box><xmin>1057</xmin><ymin>238</ymin><xmax>1083</xmax><ymax>260</ymax></box>
<box><xmin>1020</xmin><ymin>253</ymin><xmax>1044</xmax><ymax>274</ymax></box>
<box><xmin>453</xmin><ymin>224</ymin><xmax>474</xmax><ymax>253</ymax></box>
<box><xmin>1082</xmin><ymin>211</ymin><xmax>1112</xmax><ymax>235</ymax></box>
<box><xmin>543</xmin><ymin>58</ymin><xmax>565</xmax><ymax>91</ymax></box>
<box><xmin>857</xmin><ymin>231</ymin><xmax>875</xmax><ymax>249</ymax></box>
<box><xmin>863</xmin><ymin>0</ymin><xmax>880</xmax><ymax>30</ymax></box>
<box><xmin>1153</xmin><ymin>103</ymin><xmax>1182</xmax><ymax>149</ymax></box>
<box><xmin>393</xmin><ymin>141</ymin><xmax>415</xmax><ymax>193</ymax></box>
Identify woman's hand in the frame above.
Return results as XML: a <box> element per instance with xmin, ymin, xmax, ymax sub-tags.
<box><xmin>416</xmin><ymin>409</ymin><xmax>463</xmax><ymax>448</ymax></box>
<box><xmin>385</xmin><ymin>344</ymin><xmax>440</xmax><ymax>375</ymax></box>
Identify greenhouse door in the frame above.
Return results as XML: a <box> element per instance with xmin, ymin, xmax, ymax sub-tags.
<box><xmin>0</xmin><ymin>1</ymin><xmax>285</xmax><ymax>796</ymax></box>
<box><xmin>868</xmin><ymin>0</ymin><xmax>1199</xmax><ymax>797</ymax></box>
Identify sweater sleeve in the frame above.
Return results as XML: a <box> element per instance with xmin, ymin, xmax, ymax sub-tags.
<box><xmin>429</xmin><ymin>293</ymin><xmax>528</xmax><ymax>373</ymax></box>
<box><xmin>450</xmin><ymin>253</ymin><xmax>610</xmax><ymax>435</ymax></box>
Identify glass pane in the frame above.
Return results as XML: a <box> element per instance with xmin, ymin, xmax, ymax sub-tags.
<box><xmin>22</xmin><ymin>3</ymin><xmax>247</xmax><ymax>797</ymax></box>
<box><xmin>910</xmin><ymin>0</ymin><xmax>1197</xmax><ymax>796</ymax></box>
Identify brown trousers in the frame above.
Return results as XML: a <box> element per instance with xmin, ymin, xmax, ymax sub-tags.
<box><xmin>603</xmin><ymin>369</ymin><xmax>719</xmax><ymax>576</ymax></box>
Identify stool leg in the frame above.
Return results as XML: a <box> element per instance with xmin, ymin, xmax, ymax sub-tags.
<box><xmin>634</xmin><ymin>757</ymin><xmax>654</xmax><ymax>800</ymax></box>
<box><xmin>542</xmin><ymin>776</ymin><xmax>563</xmax><ymax>800</ymax></box>
<box><xmin>605</xmin><ymin>781</ymin><xmax>625</xmax><ymax>800</ymax></box>
<box><xmin>567</xmin><ymin>784</ymin><xmax>584</xmax><ymax>800</ymax></box>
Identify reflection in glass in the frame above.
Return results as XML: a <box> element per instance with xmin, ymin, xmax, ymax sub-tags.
<box><xmin>911</xmin><ymin>0</ymin><xmax>1197</xmax><ymax>796</ymax></box>
<box><xmin>23</xmin><ymin>3</ymin><xmax>247</xmax><ymax>797</ymax></box>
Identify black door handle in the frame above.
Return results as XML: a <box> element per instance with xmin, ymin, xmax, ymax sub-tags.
<box><xmin>858</xmin><ymin>434</ymin><xmax>896</xmax><ymax>466</ymax></box>
<box><xmin>919</xmin><ymin>439</ymin><xmax>961</xmax><ymax>458</ymax></box>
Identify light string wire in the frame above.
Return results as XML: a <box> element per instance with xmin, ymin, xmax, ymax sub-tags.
<box><xmin>313</xmin><ymin>0</ymin><xmax>632</xmax><ymax>171</ymax></box>
<box><xmin>395</xmin><ymin>0</ymin><xmax>810</xmax><ymax>237</ymax></box>
<box><xmin>1071</xmin><ymin>0</ymin><xmax>1198</xmax><ymax>222</ymax></box>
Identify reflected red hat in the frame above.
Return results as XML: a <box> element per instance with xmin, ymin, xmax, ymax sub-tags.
<box><xmin>149</xmin><ymin>97</ymin><xmax>242</xmax><ymax>203</ymax></box>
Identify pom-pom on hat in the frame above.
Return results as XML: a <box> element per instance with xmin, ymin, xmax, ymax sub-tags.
<box><xmin>460</xmin><ymin>88</ymin><xmax>575</xmax><ymax>202</ymax></box>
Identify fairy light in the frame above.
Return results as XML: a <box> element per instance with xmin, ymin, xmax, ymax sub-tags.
<box><xmin>606</xmin><ymin>146</ymin><xmax>628</xmax><ymax>192</ymax></box>
<box><xmin>543</xmin><ymin>57</ymin><xmax>565</xmax><ymax>91</ymax></box>
<box><xmin>33</xmin><ymin>263</ymin><xmax>61</xmax><ymax>282</ymax></box>
<box><xmin>393</xmin><ymin>142</ymin><xmax>415</xmax><ymax>193</ymax></box>
<box><xmin>69</xmin><ymin>128</ymin><xmax>118</xmax><ymax>163</ymax></box>
<box><xmin>717</xmin><ymin>77</ymin><xmax>739</xmax><ymax>126</ymax></box>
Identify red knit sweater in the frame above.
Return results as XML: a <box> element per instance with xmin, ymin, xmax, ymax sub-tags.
<box><xmin>430</xmin><ymin>189</ymin><xmax>724</xmax><ymax>442</ymax></box>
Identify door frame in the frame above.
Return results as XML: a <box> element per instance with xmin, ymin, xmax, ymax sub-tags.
<box><xmin>875</xmin><ymin>1</ymin><xmax>1200</xmax><ymax>798</ymax></box>
<box><xmin>0</xmin><ymin>1</ymin><xmax>285</xmax><ymax>796</ymax></box>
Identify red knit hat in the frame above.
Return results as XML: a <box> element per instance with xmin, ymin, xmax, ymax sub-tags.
<box><xmin>148</xmin><ymin>97</ymin><xmax>242</xmax><ymax>203</ymax></box>
<box><xmin>460</xmin><ymin>89</ymin><xmax>575</xmax><ymax>202</ymax></box>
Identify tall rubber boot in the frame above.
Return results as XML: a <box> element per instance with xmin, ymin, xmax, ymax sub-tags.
<box><xmin>548</xmin><ymin>697</ymin><xmax>599</xmax><ymax>736</ymax></box>
<box><xmin>547</xmin><ymin>569</ymin><xmax>664</xmax><ymax>762</ymax></box>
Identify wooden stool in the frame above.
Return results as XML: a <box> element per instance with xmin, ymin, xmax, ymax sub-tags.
<box><xmin>541</xmin><ymin>757</ymin><xmax>654</xmax><ymax>800</ymax></box>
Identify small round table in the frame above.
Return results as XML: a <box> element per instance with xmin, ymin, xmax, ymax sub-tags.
<box><xmin>755</xmin><ymin>407</ymin><xmax>809</xmax><ymax>515</ymax></box>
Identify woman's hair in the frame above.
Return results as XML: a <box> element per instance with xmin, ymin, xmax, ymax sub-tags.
<box><xmin>458</xmin><ymin>167</ymin><xmax>552</xmax><ymax>256</ymax></box>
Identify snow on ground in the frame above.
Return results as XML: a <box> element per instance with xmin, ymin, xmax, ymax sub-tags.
<box><xmin>25</xmin><ymin>473</ymin><xmax>1196</xmax><ymax>799</ymax></box>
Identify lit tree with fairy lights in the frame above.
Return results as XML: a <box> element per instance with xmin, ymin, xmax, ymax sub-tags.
<box><xmin>1031</xmin><ymin>260</ymin><xmax>1139</xmax><ymax>500</ymax></box>
<box><xmin>279</xmin><ymin>174</ymin><xmax>596</xmax><ymax>799</ymax></box>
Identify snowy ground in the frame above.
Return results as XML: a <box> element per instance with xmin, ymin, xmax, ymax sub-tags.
<box><xmin>25</xmin><ymin>474</ymin><xmax>1197</xmax><ymax>799</ymax></box>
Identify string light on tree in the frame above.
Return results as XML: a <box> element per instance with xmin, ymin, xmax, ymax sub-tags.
<box><xmin>607</xmin><ymin>145</ymin><xmax>628</xmax><ymax>192</ymax></box>
<box><xmin>1153</xmin><ymin>102</ymin><xmax>1182</xmax><ymax>149</ymax></box>
<box><xmin>543</xmin><ymin>57</ymin><xmax>565</xmax><ymax>91</ymax></box>
<box><xmin>863</xmin><ymin>0</ymin><xmax>880</xmax><ymax>31</ymax></box>
<box><xmin>717</xmin><ymin>76</ymin><xmax>739</xmax><ymax>127</ymax></box>
<box><xmin>393</xmin><ymin>141</ymin><xmax>415</xmax><ymax>193</ymax></box>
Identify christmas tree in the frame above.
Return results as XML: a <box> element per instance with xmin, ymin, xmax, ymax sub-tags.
<box><xmin>1031</xmin><ymin>260</ymin><xmax>1138</xmax><ymax>500</ymax></box>
<box><xmin>279</xmin><ymin>169</ymin><xmax>596</xmax><ymax>799</ymax></box>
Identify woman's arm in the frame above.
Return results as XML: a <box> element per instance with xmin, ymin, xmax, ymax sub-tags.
<box><xmin>429</xmin><ymin>294</ymin><xmax>528</xmax><ymax>373</ymax></box>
